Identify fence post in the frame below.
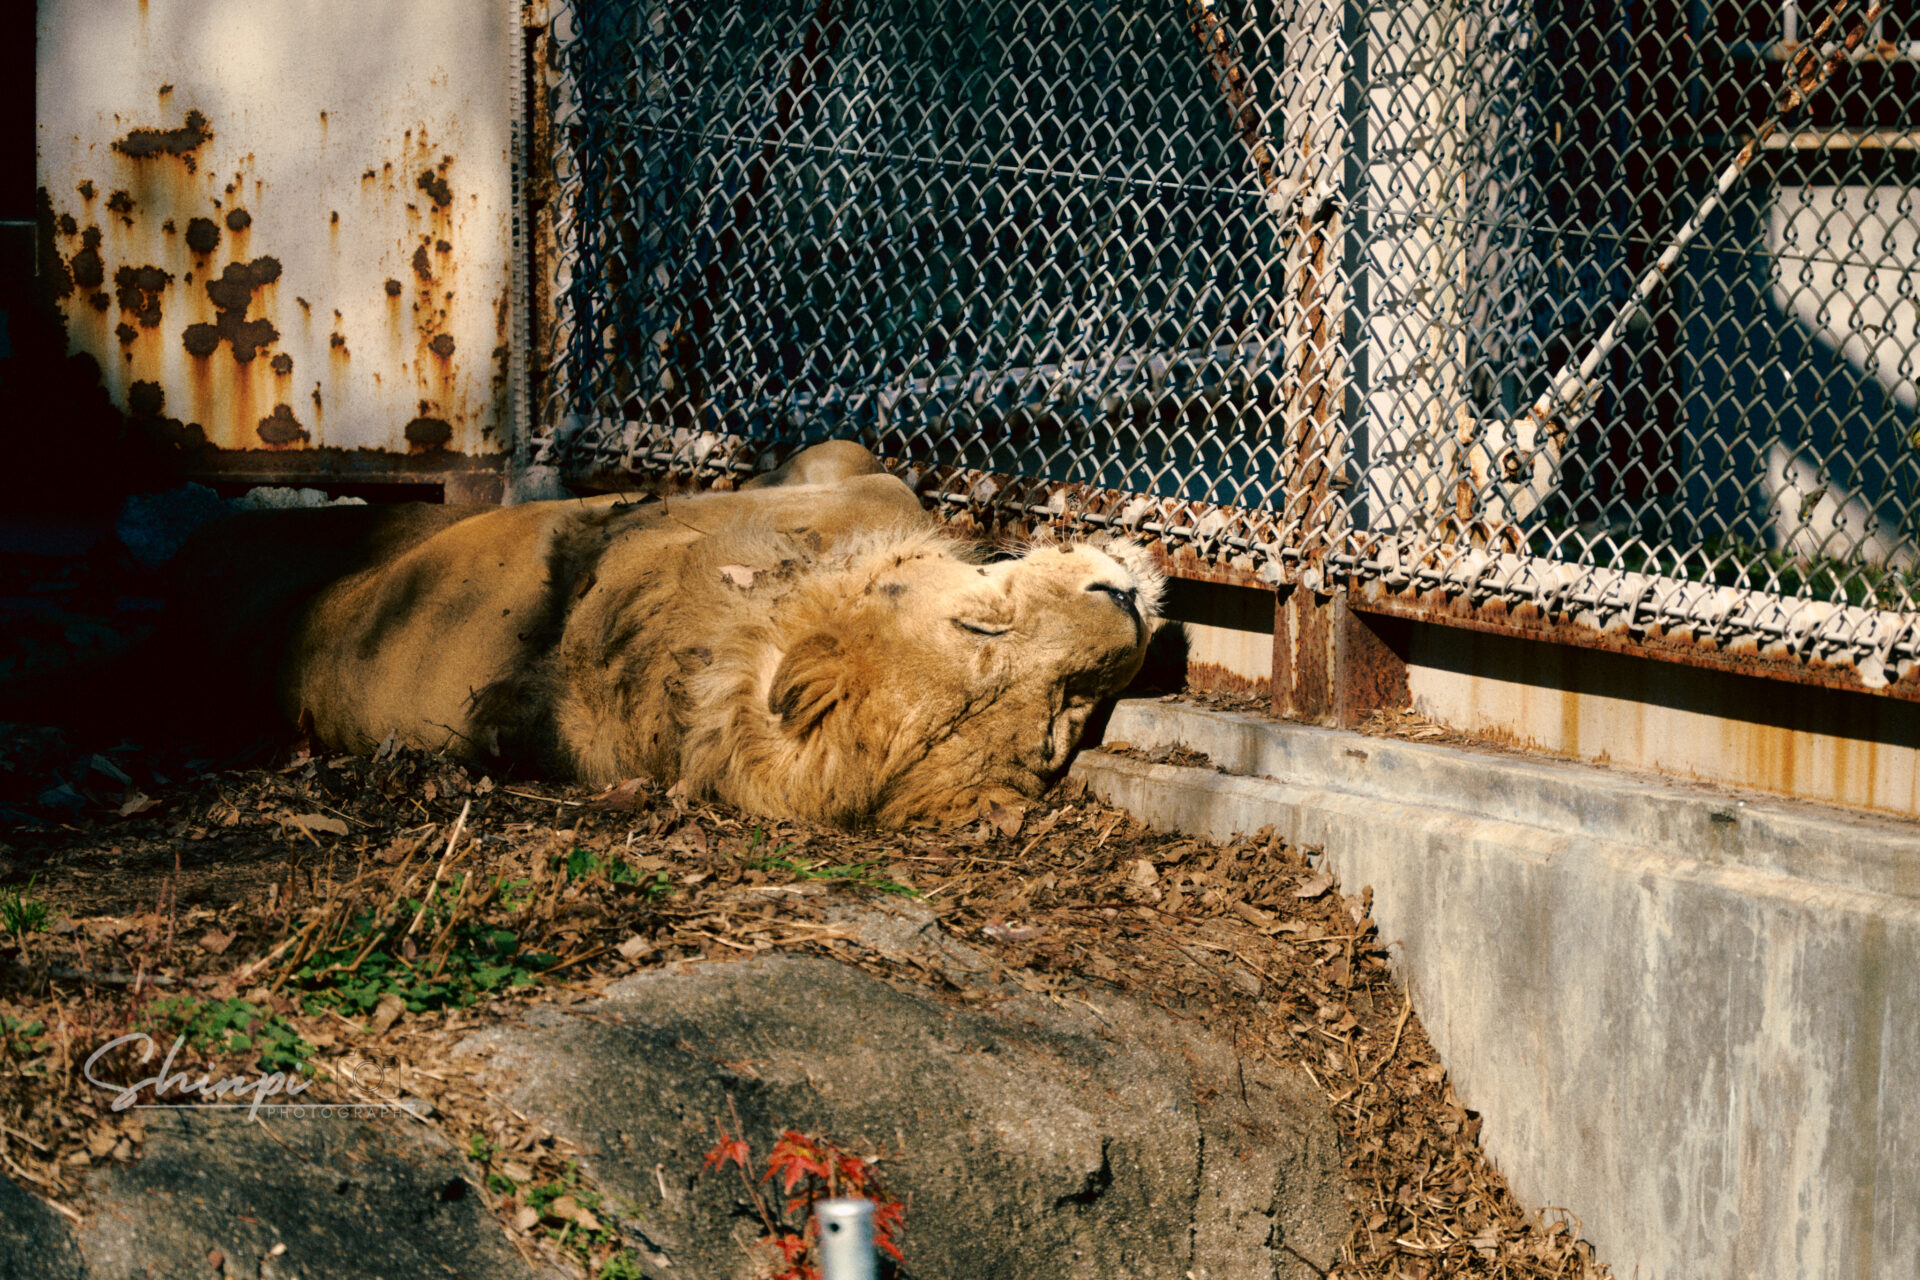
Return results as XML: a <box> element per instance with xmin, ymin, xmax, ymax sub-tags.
<box><xmin>1274</xmin><ymin>587</ymin><xmax>1410</xmax><ymax>728</ymax></box>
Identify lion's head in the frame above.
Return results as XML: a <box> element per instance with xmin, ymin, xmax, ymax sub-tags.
<box><xmin>679</xmin><ymin>531</ymin><xmax>1163</xmax><ymax>826</ymax></box>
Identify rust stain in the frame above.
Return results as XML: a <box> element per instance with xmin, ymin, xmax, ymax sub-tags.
<box><xmin>1185</xmin><ymin>661</ymin><xmax>1271</xmax><ymax>700</ymax></box>
<box><xmin>112</xmin><ymin>263</ymin><xmax>171</xmax><ymax>328</ymax></box>
<box><xmin>404</xmin><ymin>415</ymin><xmax>453</xmax><ymax>452</ymax></box>
<box><xmin>428</xmin><ymin>334</ymin><xmax>454</xmax><ymax>358</ymax></box>
<box><xmin>181</xmin><ymin>256</ymin><xmax>281</xmax><ymax>362</ymax></box>
<box><xmin>113</xmin><ymin>109</ymin><xmax>212</xmax><ymax>170</ymax></box>
<box><xmin>1333</xmin><ymin>602</ymin><xmax>1411</xmax><ymax>729</ymax></box>
<box><xmin>1182</xmin><ymin>0</ymin><xmax>1291</xmax><ymax>211</ymax></box>
<box><xmin>184</xmin><ymin>216</ymin><xmax>219</xmax><ymax>255</ymax></box>
<box><xmin>128</xmin><ymin>381</ymin><xmax>164</xmax><ymax>417</ymax></box>
<box><xmin>270</xmin><ymin>353</ymin><xmax>293</xmax><ymax>376</ymax></box>
<box><xmin>256</xmin><ymin>403</ymin><xmax>308</xmax><ymax>447</ymax></box>
<box><xmin>225</xmin><ymin>207</ymin><xmax>252</xmax><ymax>231</ymax></box>
<box><xmin>106</xmin><ymin>190</ymin><xmax>135</xmax><ymax>215</ymax></box>
<box><xmin>77</xmin><ymin>181</ymin><xmax>95</xmax><ymax>201</ymax></box>
<box><xmin>1281</xmin><ymin>588</ymin><xmax>1333</xmax><ymax>723</ymax></box>
<box><xmin>69</xmin><ymin>227</ymin><xmax>104</xmax><ymax>290</ymax></box>
<box><xmin>36</xmin><ymin>191</ymin><xmax>75</xmax><ymax>300</ymax></box>
<box><xmin>415</xmin><ymin>165</ymin><xmax>452</xmax><ymax>209</ymax></box>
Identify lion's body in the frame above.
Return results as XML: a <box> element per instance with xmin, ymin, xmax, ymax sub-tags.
<box><xmin>158</xmin><ymin>443</ymin><xmax>1160</xmax><ymax>826</ymax></box>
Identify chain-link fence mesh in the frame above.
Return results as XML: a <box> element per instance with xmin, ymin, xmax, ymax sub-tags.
<box><xmin>530</xmin><ymin>0</ymin><xmax>1920</xmax><ymax>681</ymax></box>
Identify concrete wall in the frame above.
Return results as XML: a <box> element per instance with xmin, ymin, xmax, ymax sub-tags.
<box><xmin>1073</xmin><ymin>698</ymin><xmax>1920</xmax><ymax>1280</ymax></box>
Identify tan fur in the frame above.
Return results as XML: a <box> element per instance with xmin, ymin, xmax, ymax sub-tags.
<box><xmin>258</xmin><ymin>443</ymin><xmax>1161</xmax><ymax>826</ymax></box>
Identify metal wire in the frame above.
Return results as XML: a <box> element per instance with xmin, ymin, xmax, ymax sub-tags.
<box><xmin>532</xmin><ymin>0</ymin><xmax>1920</xmax><ymax>681</ymax></box>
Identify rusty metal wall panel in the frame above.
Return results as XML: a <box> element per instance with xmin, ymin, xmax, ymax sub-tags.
<box><xmin>36</xmin><ymin>0</ymin><xmax>514</xmax><ymax>464</ymax></box>
<box><xmin>1402</xmin><ymin>622</ymin><xmax>1920</xmax><ymax>816</ymax></box>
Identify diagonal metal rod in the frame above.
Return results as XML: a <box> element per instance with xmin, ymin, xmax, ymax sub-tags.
<box><xmin>1525</xmin><ymin>0</ymin><xmax>1890</xmax><ymax>453</ymax></box>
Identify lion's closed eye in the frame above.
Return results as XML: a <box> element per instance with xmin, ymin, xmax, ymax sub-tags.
<box><xmin>1086</xmin><ymin>582</ymin><xmax>1139</xmax><ymax>617</ymax></box>
<box><xmin>952</xmin><ymin>617</ymin><xmax>1010</xmax><ymax>637</ymax></box>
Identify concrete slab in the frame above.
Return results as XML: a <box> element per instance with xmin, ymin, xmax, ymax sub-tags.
<box><xmin>1071</xmin><ymin>698</ymin><xmax>1920</xmax><ymax>1280</ymax></box>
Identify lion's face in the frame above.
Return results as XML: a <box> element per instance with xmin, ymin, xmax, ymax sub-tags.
<box><xmin>760</xmin><ymin>538</ymin><xmax>1163</xmax><ymax>825</ymax></box>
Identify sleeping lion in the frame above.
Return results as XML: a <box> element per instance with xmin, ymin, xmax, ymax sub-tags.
<box><xmin>152</xmin><ymin>441</ymin><xmax>1162</xmax><ymax>827</ymax></box>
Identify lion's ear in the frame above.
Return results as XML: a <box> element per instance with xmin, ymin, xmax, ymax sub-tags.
<box><xmin>767</xmin><ymin>632</ymin><xmax>844</xmax><ymax>735</ymax></box>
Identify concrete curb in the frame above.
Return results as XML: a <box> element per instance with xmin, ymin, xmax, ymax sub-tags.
<box><xmin>1069</xmin><ymin>699</ymin><xmax>1920</xmax><ymax>1280</ymax></box>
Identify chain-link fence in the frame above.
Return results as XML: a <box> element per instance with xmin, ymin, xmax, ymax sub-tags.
<box><xmin>529</xmin><ymin>0</ymin><xmax>1920</xmax><ymax>686</ymax></box>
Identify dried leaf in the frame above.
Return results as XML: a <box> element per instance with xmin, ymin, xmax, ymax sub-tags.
<box><xmin>984</xmin><ymin>799</ymin><xmax>1025</xmax><ymax>837</ymax></box>
<box><xmin>368</xmin><ymin>992</ymin><xmax>407</xmax><ymax>1037</ymax></box>
<box><xmin>1231</xmin><ymin>901</ymin><xmax>1274</xmax><ymax>929</ymax></box>
<box><xmin>514</xmin><ymin>1206</ymin><xmax>539</xmax><ymax>1231</ymax></box>
<box><xmin>1294</xmin><ymin>869</ymin><xmax>1334</xmax><ymax>899</ymax></box>
<box><xmin>197</xmin><ymin>931</ymin><xmax>233</xmax><ymax>956</ymax></box>
<box><xmin>663</xmin><ymin>823</ymin><xmax>708</xmax><ymax>855</ymax></box>
<box><xmin>587</xmin><ymin>777</ymin><xmax>651</xmax><ymax>812</ymax></box>
<box><xmin>1127</xmin><ymin>859</ymin><xmax>1159</xmax><ymax>887</ymax></box>
<box><xmin>282</xmin><ymin>812</ymin><xmax>348</xmax><ymax>837</ymax></box>
<box><xmin>616</xmin><ymin>935</ymin><xmax>653</xmax><ymax>961</ymax></box>
<box><xmin>116</xmin><ymin>791</ymin><xmax>160</xmax><ymax>818</ymax></box>
<box><xmin>982</xmin><ymin>920</ymin><xmax>1045</xmax><ymax>944</ymax></box>
<box><xmin>545</xmin><ymin>1194</ymin><xmax>600</xmax><ymax>1230</ymax></box>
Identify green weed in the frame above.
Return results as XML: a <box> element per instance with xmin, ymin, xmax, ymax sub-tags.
<box><xmin>556</xmin><ymin>849</ymin><xmax>673</xmax><ymax>898</ymax></box>
<box><xmin>0</xmin><ymin>877</ymin><xmax>50</xmax><ymax>942</ymax></box>
<box><xmin>286</xmin><ymin>882</ymin><xmax>555</xmax><ymax>1018</ymax></box>
<box><xmin>751</xmin><ymin>855</ymin><xmax>921</xmax><ymax>899</ymax></box>
<box><xmin>0</xmin><ymin>1014</ymin><xmax>49</xmax><ymax>1075</ymax></box>
<box><xmin>144</xmin><ymin>996</ymin><xmax>315</xmax><ymax>1074</ymax></box>
<box><xmin>472</xmin><ymin>1144</ymin><xmax>646</xmax><ymax>1278</ymax></box>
